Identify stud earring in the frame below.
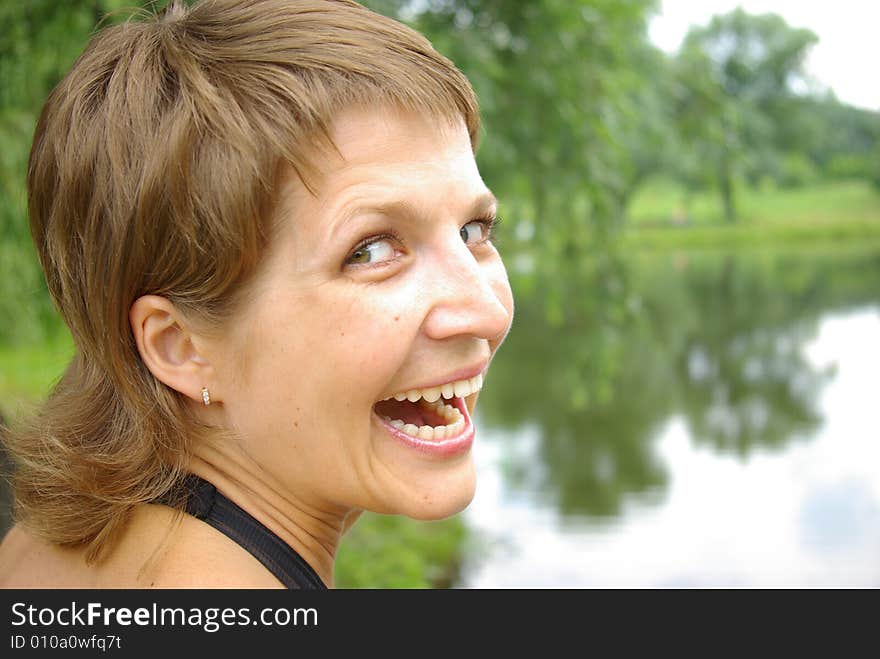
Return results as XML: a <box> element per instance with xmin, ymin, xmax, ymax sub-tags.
<box><xmin>201</xmin><ymin>387</ymin><xmax>211</xmax><ymax>406</ymax></box>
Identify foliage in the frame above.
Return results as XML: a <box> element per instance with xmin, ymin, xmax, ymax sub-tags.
<box><xmin>0</xmin><ymin>0</ymin><xmax>151</xmax><ymax>344</ymax></box>
<box><xmin>0</xmin><ymin>330</ymin><xmax>73</xmax><ymax>415</ymax></box>
<box><xmin>800</xmin><ymin>95</ymin><xmax>880</xmax><ymax>177</ymax></box>
<box><xmin>873</xmin><ymin>143</ymin><xmax>880</xmax><ymax>191</ymax></box>
<box><xmin>335</xmin><ymin>513</ymin><xmax>467</xmax><ymax>588</ymax></box>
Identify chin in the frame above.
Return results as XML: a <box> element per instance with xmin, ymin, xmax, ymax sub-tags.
<box><xmin>373</xmin><ymin>457</ymin><xmax>476</xmax><ymax>521</ymax></box>
<box><xmin>398</xmin><ymin>460</ymin><xmax>477</xmax><ymax>521</ymax></box>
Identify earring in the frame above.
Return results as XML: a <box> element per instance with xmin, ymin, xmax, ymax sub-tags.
<box><xmin>201</xmin><ymin>387</ymin><xmax>211</xmax><ymax>406</ymax></box>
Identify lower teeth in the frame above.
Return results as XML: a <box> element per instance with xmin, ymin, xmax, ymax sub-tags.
<box><xmin>379</xmin><ymin>399</ymin><xmax>464</xmax><ymax>440</ymax></box>
<box><xmin>383</xmin><ymin>414</ymin><xmax>464</xmax><ymax>440</ymax></box>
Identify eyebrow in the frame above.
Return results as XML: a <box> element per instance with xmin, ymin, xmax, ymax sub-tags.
<box><xmin>336</xmin><ymin>190</ymin><xmax>498</xmax><ymax>230</ymax></box>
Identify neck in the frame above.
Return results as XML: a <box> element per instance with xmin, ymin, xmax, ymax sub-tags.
<box><xmin>188</xmin><ymin>441</ymin><xmax>354</xmax><ymax>589</ymax></box>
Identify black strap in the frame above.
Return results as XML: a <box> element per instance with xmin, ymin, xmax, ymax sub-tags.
<box><xmin>177</xmin><ymin>475</ymin><xmax>326</xmax><ymax>590</ymax></box>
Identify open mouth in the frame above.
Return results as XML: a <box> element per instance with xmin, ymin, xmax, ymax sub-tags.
<box><xmin>373</xmin><ymin>373</ymin><xmax>482</xmax><ymax>442</ymax></box>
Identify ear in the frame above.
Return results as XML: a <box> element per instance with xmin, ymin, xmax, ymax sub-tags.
<box><xmin>129</xmin><ymin>295</ymin><xmax>216</xmax><ymax>405</ymax></box>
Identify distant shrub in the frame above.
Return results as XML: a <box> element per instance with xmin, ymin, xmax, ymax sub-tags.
<box><xmin>825</xmin><ymin>154</ymin><xmax>873</xmax><ymax>181</ymax></box>
<box><xmin>778</xmin><ymin>153</ymin><xmax>820</xmax><ymax>188</ymax></box>
<box><xmin>872</xmin><ymin>148</ymin><xmax>880</xmax><ymax>191</ymax></box>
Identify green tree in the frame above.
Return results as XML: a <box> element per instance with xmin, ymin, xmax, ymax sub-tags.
<box><xmin>671</xmin><ymin>41</ymin><xmax>739</xmax><ymax>222</ymax></box>
<box><xmin>673</xmin><ymin>8</ymin><xmax>818</xmax><ymax>222</ymax></box>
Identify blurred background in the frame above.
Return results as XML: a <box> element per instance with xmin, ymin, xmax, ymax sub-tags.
<box><xmin>1</xmin><ymin>0</ymin><xmax>878</xmax><ymax>587</ymax></box>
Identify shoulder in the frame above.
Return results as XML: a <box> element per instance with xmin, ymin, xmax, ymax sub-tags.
<box><xmin>122</xmin><ymin>504</ymin><xmax>285</xmax><ymax>589</ymax></box>
<box><xmin>0</xmin><ymin>524</ymin><xmax>93</xmax><ymax>588</ymax></box>
<box><xmin>0</xmin><ymin>525</ymin><xmax>33</xmax><ymax>586</ymax></box>
<box><xmin>0</xmin><ymin>507</ymin><xmax>284</xmax><ymax>589</ymax></box>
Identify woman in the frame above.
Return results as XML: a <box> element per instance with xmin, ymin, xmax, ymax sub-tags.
<box><xmin>0</xmin><ymin>0</ymin><xmax>513</xmax><ymax>588</ymax></box>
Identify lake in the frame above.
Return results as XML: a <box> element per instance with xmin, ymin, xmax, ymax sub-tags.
<box><xmin>459</xmin><ymin>246</ymin><xmax>880</xmax><ymax>587</ymax></box>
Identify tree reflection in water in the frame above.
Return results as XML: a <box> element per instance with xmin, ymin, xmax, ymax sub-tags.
<box><xmin>478</xmin><ymin>248</ymin><xmax>880</xmax><ymax>521</ymax></box>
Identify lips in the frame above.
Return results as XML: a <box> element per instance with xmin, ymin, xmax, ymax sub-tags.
<box><xmin>373</xmin><ymin>394</ymin><xmax>474</xmax><ymax>457</ymax></box>
<box><xmin>372</xmin><ymin>365</ymin><xmax>485</xmax><ymax>456</ymax></box>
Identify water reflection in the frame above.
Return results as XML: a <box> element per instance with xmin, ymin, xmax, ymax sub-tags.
<box><xmin>472</xmin><ymin>248</ymin><xmax>880</xmax><ymax>562</ymax></box>
<box><xmin>661</xmin><ymin>254</ymin><xmax>833</xmax><ymax>456</ymax></box>
<box><xmin>479</xmin><ymin>291</ymin><xmax>670</xmax><ymax>518</ymax></box>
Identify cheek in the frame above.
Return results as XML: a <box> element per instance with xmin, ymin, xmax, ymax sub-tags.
<box><xmin>266</xmin><ymin>286</ymin><xmax>419</xmax><ymax>395</ymax></box>
<box><xmin>229</xmin><ymin>279</ymin><xmax>430</xmax><ymax>431</ymax></box>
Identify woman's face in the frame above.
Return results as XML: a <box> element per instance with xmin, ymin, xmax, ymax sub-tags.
<box><xmin>211</xmin><ymin>107</ymin><xmax>513</xmax><ymax>520</ymax></box>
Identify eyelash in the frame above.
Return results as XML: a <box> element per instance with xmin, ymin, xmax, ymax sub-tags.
<box><xmin>344</xmin><ymin>214</ymin><xmax>502</xmax><ymax>268</ymax></box>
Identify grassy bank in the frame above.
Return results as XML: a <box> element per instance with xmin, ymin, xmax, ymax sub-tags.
<box><xmin>629</xmin><ymin>178</ymin><xmax>880</xmax><ymax>226</ymax></box>
<box><xmin>621</xmin><ymin>216</ymin><xmax>880</xmax><ymax>252</ymax></box>
<box><xmin>624</xmin><ymin>178</ymin><xmax>880</xmax><ymax>251</ymax></box>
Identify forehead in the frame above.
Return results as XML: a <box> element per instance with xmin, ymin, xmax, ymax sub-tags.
<box><xmin>283</xmin><ymin>107</ymin><xmax>487</xmax><ymax>218</ymax></box>
<box><xmin>330</xmin><ymin>106</ymin><xmax>474</xmax><ymax>166</ymax></box>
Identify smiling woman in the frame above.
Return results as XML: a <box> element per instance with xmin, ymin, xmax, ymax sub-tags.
<box><xmin>0</xmin><ymin>0</ymin><xmax>513</xmax><ymax>589</ymax></box>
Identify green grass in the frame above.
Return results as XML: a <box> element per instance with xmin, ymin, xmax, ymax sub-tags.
<box><xmin>629</xmin><ymin>178</ymin><xmax>725</xmax><ymax>227</ymax></box>
<box><xmin>629</xmin><ymin>177</ymin><xmax>880</xmax><ymax>226</ymax></box>
<box><xmin>738</xmin><ymin>180</ymin><xmax>880</xmax><ymax>226</ymax></box>
<box><xmin>0</xmin><ymin>330</ymin><xmax>73</xmax><ymax>420</ymax></box>
<box><xmin>624</xmin><ymin>178</ymin><xmax>880</xmax><ymax>251</ymax></box>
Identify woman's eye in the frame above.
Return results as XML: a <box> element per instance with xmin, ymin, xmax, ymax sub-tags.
<box><xmin>460</xmin><ymin>220</ymin><xmax>490</xmax><ymax>245</ymax></box>
<box><xmin>346</xmin><ymin>237</ymin><xmax>398</xmax><ymax>265</ymax></box>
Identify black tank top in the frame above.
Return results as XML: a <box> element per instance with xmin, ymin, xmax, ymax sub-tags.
<box><xmin>175</xmin><ymin>475</ymin><xmax>326</xmax><ymax>589</ymax></box>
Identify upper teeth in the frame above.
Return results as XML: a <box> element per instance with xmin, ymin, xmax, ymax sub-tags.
<box><xmin>383</xmin><ymin>373</ymin><xmax>483</xmax><ymax>403</ymax></box>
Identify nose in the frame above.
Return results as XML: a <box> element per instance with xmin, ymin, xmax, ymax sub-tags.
<box><xmin>421</xmin><ymin>239</ymin><xmax>513</xmax><ymax>344</ymax></box>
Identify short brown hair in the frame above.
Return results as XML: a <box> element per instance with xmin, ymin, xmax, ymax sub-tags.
<box><xmin>6</xmin><ymin>0</ymin><xmax>479</xmax><ymax>561</ymax></box>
